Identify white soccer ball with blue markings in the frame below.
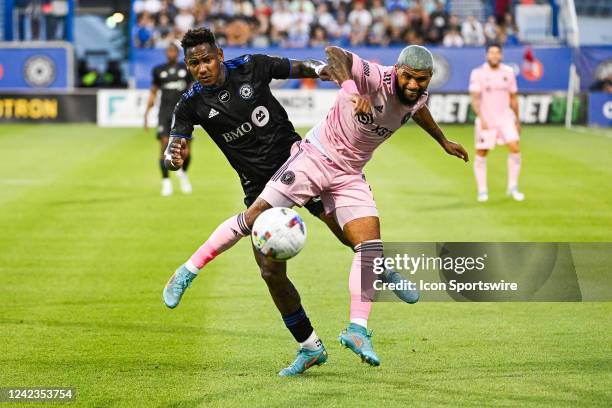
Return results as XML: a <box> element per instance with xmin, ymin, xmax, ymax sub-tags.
<box><xmin>251</xmin><ymin>207</ymin><xmax>307</xmax><ymax>261</ymax></box>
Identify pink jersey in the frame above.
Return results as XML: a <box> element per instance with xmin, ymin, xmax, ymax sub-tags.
<box><xmin>469</xmin><ymin>63</ymin><xmax>517</xmax><ymax>125</ymax></box>
<box><xmin>318</xmin><ymin>53</ymin><xmax>428</xmax><ymax>174</ymax></box>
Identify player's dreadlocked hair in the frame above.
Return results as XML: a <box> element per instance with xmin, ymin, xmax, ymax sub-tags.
<box><xmin>180</xmin><ymin>28</ymin><xmax>217</xmax><ymax>50</ymax></box>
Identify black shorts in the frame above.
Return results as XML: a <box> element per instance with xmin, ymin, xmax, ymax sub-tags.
<box><xmin>156</xmin><ymin>110</ymin><xmax>173</xmax><ymax>139</ymax></box>
<box><xmin>243</xmin><ymin>187</ymin><xmax>324</xmax><ymax>217</ymax></box>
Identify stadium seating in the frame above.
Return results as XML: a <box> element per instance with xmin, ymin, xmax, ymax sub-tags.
<box><xmin>131</xmin><ymin>0</ymin><xmax>522</xmax><ymax>49</ymax></box>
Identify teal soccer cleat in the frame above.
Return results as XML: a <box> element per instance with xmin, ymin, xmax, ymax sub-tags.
<box><xmin>382</xmin><ymin>269</ymin><xmax>420</xmax><ymax>304</ymax></box>
<box><xmin>339</xmin><ymin>323</ymin><xmax>380</xmax><ymax>366</ymax></box>
<box><xmin>278</xmin><ymin>346</ymin><xmax>328</xmax><ymax>377</ymax></box>
<box><xmin>163</xmin><ymin>264</ymin><xmax>197</xmax><ymax>309</ymax></box>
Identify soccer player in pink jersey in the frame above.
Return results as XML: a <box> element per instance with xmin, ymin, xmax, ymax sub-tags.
<box><xmin>469</xmin><ymin>43</ymin><xmax>524</xmax><ymax>202</ymax></box>
<box><xmin>166</xmin><ymin>45</ymin><xmax>468</xmax><ymax>376</ymax></box>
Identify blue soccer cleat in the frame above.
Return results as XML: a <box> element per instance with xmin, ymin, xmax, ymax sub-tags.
<box><xmin>163</xmin><ymin>264</ymin><xmax>197</xmax><ymax>309</ymax></box>
<box><xmin>339</xmin><ymin>323</ymin><xmax>380</xmax><ymax>366</ymax></box>
<box><xmin>382</xmin><ymin>269</ymin><xmax>420</xmax><ymax>304</ymax></box>
<box><xmin>278</xmin><ymin>345</ymin><xmax>328</xmax><ymax>377</ymax></box>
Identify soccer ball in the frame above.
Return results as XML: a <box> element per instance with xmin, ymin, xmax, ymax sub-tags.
<box><xmin>251</xmin><ymin>207</ymin><xmax>307</xmax><ymax>261</ymax></box>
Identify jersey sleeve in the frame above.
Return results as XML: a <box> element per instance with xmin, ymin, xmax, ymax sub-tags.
<box><xmin>468</xmin><ymin>69</ymin><xmax>481</xmax><ymax>93</ymax></box>
<box><xmin>152</xmin><ymin>66</ymin><xmax>162</xmax><ymax>87</ymax></box>
<box><xmin>350</xmin><ymin>52</ymin><xmax>383</xmax><ymax>95</ymax></box>
<box><xmin>252</xmin><ymin>54</ymin><xmax>291</xmax><ymax>82</ymax></box>
<box><xmin>169</xmin><ymin>98</ymin><xmax>195</xmax><ymax>139</ymax></box>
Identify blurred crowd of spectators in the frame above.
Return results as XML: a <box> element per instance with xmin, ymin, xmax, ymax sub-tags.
<box><xmin>133</xmin><ymin>0</ymin><xmax>521</xmax><ymax>49</ymax></box>
<box><xmin>13</xmin><ymin>0</ymin><xmax>69</xmax><ymax>41</ymax></box>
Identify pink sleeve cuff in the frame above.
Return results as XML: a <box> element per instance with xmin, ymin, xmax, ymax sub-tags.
<box><xmin>341</xmin><ymin>79</ymin><xmax>359</xmax><ymax>95</ymax></box>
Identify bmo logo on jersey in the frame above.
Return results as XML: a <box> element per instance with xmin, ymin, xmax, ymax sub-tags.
<box><xmin>222</xmin><ymin>122</ymin><xmax>253</xmax><ymax>142</ymax></box>
<box><xmin>251</xmin><ymin>106</ymin><xmax>270</xmax><ymax>127</ymax></box>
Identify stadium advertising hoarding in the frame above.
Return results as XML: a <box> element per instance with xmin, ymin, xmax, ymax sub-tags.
<box><xmin>97</xmin><ymin>89</ymin><xmax>585</xmax><ymax>127</ymax></box>
<box><xmin>0</xmin><ymin>42</ymin><xmax>74</xmax><ymax>90</ymax></box>
<box><xmin>133</xmin><ymin>46</ymin><xmax>572</xmax><ymax>92</ymax></box>
<box><xmin>587</xmin><ymin>92</ymin><xmax>612</xmax><ymax>127</ymax></box>
<box><xmin>0</xmin><ymin>92</ymin><xmax>96</xmax><ymax>123</ymax></box>
<box><xmin>427</xmin><ymin>92</ymin><xmax>587</xmax><ymax>124</ymax></box>
<box><xmin>97</xmin><ymin>89</ymin><xmax>158</xmax><ymax>127</ymax></box>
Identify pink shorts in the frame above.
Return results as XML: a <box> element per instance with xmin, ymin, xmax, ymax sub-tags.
<box><xmin>260</xmin><ymin>141</ymin><xmax>378</xmax><ymax>229</ymax></box>
<box><xmin>475</xmin><ymin>117</ymin><xmax>519</xmax><ymax>150</ymax></box>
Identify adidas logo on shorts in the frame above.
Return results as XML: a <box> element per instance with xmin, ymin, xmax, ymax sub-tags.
<box><xmin>208</xmin><ymin>108</ymin><xmax>219</xmax><ymax>118</ymax></box>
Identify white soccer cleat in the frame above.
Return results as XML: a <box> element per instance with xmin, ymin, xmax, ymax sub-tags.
<box><xmin>161</xmin><ymin>178</ymin><xmax>173</xmax><ymax>196</ymax></box>
<box><xmin>177</xmin><ymin>169</ymin><xmax>192</xmax><ymax>194</ymax></box>
<box><xmin>507</xmin><ymin>187</ymin><xmax>525</xmax><ymax>201</ymax></box>
<box><xmin>477</xmin><ymin>191</ymin><xmax>489</xmax><ymax>202</ymax></box>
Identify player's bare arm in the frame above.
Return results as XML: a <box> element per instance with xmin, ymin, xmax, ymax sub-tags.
<box><xmin>144</xmin><ymin>84</ymin><xmax>158</xmax><ymax>132</ymax></box>
<box><xmin>470</xmin><ymin>91</ymin><xmax>488</xmax><ymax>130</ymax></box>
<box><xmin>510</xmin><ymin>92</ymin><xmax>520</xmax><ymax>133</ymax></box>
<box><xmin>288</xmin><ymin>59</ymin><xmax>327</xmax><ymax>79</ymax></box>
<box><xmin>322</xmin><ymin>47</ymin><xmax>372</xmax><ymax>115</ymax></box>
<box><xmin>413</xmin><ymin>105</ymin><xmax>469</xmax><ymax>162</ymax></box>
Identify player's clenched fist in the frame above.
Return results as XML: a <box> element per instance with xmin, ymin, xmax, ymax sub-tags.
<box><xmin>172</xmin><ymin>138</ymin><xmax>186</xmax><ymax>163</ymax></box>
<box><xmin>167</xmin><ymin>138</ymin><xmax>186</xmax><ymax>169</ymax></box>
<box><xmin>350</xmin><ymin>95</ymin><xmax>372</xmax><ymax>116</ymax></box>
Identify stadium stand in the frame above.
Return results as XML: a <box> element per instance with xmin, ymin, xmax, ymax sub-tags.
<box><xmin>575</xmin><ymin>0</ymin><xmax>612</xmax><ymax>17</ymax></box>
<box><xmin>131</xmin><ymin>0</ymin><xmax>525</xmax><ymax>49</ymax></box>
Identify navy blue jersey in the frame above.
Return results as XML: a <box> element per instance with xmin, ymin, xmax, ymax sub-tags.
<box><xmin>170</xmin><ymin>54</ymin><xmax>301</xmax><ymax>193</ymax></box>
<box><xmin>152</xmin><ymin>62</ymin><xmax>191</xmax><ymax>115</ymax></box>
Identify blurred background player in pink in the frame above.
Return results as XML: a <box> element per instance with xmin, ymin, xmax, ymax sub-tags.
<box><xmin>469</xmin><ymin>43</ymin><xmax>524</xmax><ymax>202</ymax></box>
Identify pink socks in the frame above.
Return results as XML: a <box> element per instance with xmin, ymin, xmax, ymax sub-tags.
<box><xmin>348</xmin><ymin>240</ymin><xmax>383</xmax><ymax>327</ymax></box>
<box><xmin>507</xmin><ymin>152</ymin><xmax>522</xmax><ymax>190</ymax></box>
<box><xmin>474</xmin><ymin>155</ymin><xmax>487</xmax><ymax>193</ymax></box>
<box><xmin>189</xmin><ymin>213</ymin><xmax>251</xmax><ymax>270</ymax></box>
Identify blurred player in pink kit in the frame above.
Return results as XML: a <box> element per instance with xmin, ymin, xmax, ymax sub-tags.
<box><xmin>470</xmin><ymin>43</ymin><xmax>524</xmax><ymax>202</ymax></box>
<box><xmin>166</xmin><ymin>45</ymin><xmax>468</xmax><ymax>376</ymax></box>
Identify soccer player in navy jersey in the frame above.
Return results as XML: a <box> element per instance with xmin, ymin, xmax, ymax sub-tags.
<box><xmin>161</xmin><ymin>28</ymin><xmax>343</xmax><ymax>375</ymax></box>
<box><xmin>144</xmin><ymin>43</ymin><xmax>193</xmax><ymax>196</ymax></box>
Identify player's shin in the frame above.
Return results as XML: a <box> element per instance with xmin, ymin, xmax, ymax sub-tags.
<box><xmin>159</xmin><ymin>159</ymin><xmax>169</xmax><ymax>178</ymax></box>
<box><xmin>474</xmin><ymin>155</ymin><xmax>488</xmax><ymax>195</ymax></box>
<box><xmin>187</xmin><ymin>212</ymin><xmax>251</xmax><ymax>272</ymax></box>
<box><xmin>348</xmin><ymin>240</ymin><xmax>383</xmax><ymax>329</ymax></box>
<box><xmin>507</xmin><ymin>152</ymin><xmax>521</xmax><ymax>190</ymax></box>
<box><xmin>339</xmin><ymin>239</ymin><xmax>382</xmax><ymax>366</ymax></box>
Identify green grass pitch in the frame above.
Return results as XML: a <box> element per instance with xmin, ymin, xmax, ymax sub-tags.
<box><xmin>0</xmin><ymin>124</ymin><xmax>610</xmax><ymax>407</ymax></box>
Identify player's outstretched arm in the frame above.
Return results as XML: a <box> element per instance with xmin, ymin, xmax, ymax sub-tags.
<box><xmin>413</xmin><ymin>105</ymin><xmax>469</xmax><ymax>162</ymax></box>
<box><xmin>163</xmin><ymin>137</ymin><xmax>187</xmax><ymax>171</ymax></box>
<box><xmin>288</xmin><ymin>59</ymin><xmax>327</xmax><ymax>79</ymax></box>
